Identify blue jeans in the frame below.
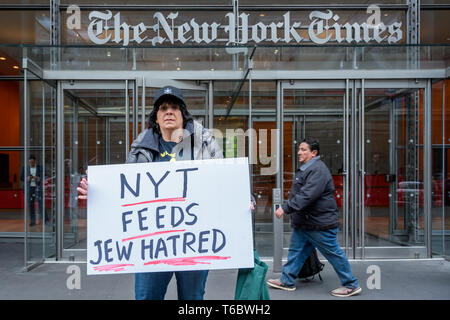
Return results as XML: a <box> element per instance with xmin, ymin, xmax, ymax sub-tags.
<box><xmin>135</xmin><ymin>270</ymin><xmax>209</xmax><ymax>300</ymax></box>
<box><xmin>280</xmin><ymin>227</ymin><xmax>359</xmax><ymax>289</ymax></box>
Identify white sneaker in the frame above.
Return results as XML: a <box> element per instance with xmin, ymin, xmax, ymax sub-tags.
<box><xmin>331</xmin><ymin>286</ymin><xmax>362</xmax><ymax>297</ymax></box>
<box><xmin>266</xmin><ymin>279</ymin><xmax>296</xmax><ymax>291</ymax></box>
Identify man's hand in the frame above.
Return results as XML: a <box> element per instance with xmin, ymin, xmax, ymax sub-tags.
<box><xmin>275</xmin><ymin>206</ymin><xmax>285</xmax><ymax>219</ymax></box>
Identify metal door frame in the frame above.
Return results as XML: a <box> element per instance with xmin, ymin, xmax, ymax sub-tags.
<box><xmin>22</xmin><ymin>57</ymin><xmax>57</xmax><ymax>270</ymax></box>
<box><xmin>277</xmin><ymin>80</ymin><xmax>349</xmax><ymax>269</ymax></box>
<box><xmin>57</xmin><ymin>80</ymin><xmax>137</xmax><ymax>260</ymax></box>
<box><xmin>276</xmin><ymin>79</ymin><xmax>431</xmax><ymax>266</ymax></box>
<box><xmin>56</xmin><ymin>79</ymin><xmax>209</xmax><ymax>261</ymax></box>
<box><xmin>33</xmin><ymin>69</ymin><xmax>433</xmax><ymax>263</ymax></box>
<box><xmin>358</xmin><ymin>79</ymin><xmax>430</xmax><ymax>259</ymax></box>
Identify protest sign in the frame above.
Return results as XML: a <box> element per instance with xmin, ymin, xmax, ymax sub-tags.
<box><xmin>86</xmin><ymin>157</ymin><xmax>254</xmax><ymax>275</ymax></box>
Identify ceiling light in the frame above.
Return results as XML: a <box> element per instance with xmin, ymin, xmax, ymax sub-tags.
<box><xmin>107</xmin><ymin>51</ymin><xmax>111</xmax><ymax>57</ymax></box>
<box><xmin>13</xmin><ymin>65</ymin><xmax>19</xmax><ymax>69</ymax></box>
<box><xmin>176</xmin><ymin>67</ymin><xmax>181</xmax><ymax>71</ymax></box>
<box><xmin>0</xmin><ymin>57</ymin><xmax>5</xmax><ymax>61</ymax></box>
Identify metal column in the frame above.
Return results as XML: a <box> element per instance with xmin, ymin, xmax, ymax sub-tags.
<box><xmin>125</xmin><ymin>80</ymin><xmax>130</xmax><ymax>159</ymax></box>
<box><xmin>424</xmin><ymin>79</ymin><xmax>432</xmax><ymax>258</ymax></box>
<box><xmin>23</xmin><ymin>67</ymin><xmax>29</xmax><ymax>267</ymax></box>
<box><xmin>360</xmin><ymin>79</ymin><xmax>365</xmax><ymax>259</ymax></box>
<box><xmin>50</xmin><ymin>0</ymin><xmax>60</xmax><ymax>70</ymax></box>
<box><xmin>142</xmin><ymin>77</ymin><xmax>146</xmax><ymax>132</ymax></box>
<box><xmin>350</xmin><ymin>80</ymin><xmax>358</xmax><ymax>259</ymax></box>
<box><xmin>343</xmin><ymin>79</ymin><xmax>350</xmax><ymax>254</ymax></box>
<box><xmin>273</xmin><ymin>80</ymin><xmax>283</xmax><ymax>272</ymax></box>
<box><xmin>208</xmin><ymin>81</ymin><xmax>214</xmax><ymax>130</ymax></box>
<box><xmin>56</xmin><ymin>81</ymin><xmax>64</xmax><ymax>260</ymax></box>
<box><xmin>389</xmin><ymin>95</ymin><xmax>398</xmax><ymax>239</ymax></box>
<box><xmin>133</xmin><ymin>79</ymin><xmax>139</xmax><ymax>140</ymax></box>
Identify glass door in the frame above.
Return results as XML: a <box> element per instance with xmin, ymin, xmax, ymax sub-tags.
<box><xmin>281</xmin><ymin>80</ymin><xmax>350</xmax><ymax>262</ymax></box>
<box><xmin>279</xmin><ymin>79</ymin><xmax>431</xmax><ymax>260</ymax></box>
<box><xmin>58</xmin><ymin>79</ymin><xmax>208</xmax><ymax>260</ymax></box>
<box><xmin>360</xmin><ymin>80</ymin><xmax>429</xmax><ymax>258</ymax></box>
<box><xmin>23</xmin><ymin>58</ymin><xmax>57</xmax><ymax>269</ymax></box>
<box><xmin>59</xmin><ymin>80</ymin><xmax>135</xmax><ymax>260</ymax></box>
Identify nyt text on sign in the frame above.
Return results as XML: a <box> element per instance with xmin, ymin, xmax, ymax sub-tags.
<box><xmin>87</xmin><ymin>158</ymin><xmax>254</xmax><ymax>275</ymax></box>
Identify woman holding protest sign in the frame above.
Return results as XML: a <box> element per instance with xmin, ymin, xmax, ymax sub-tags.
<box><xmin>78</xmin><ymin>85</ymin><xmax>254</xmax><ymax>300</ymax></box>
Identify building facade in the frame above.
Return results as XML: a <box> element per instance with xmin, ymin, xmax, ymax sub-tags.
<box><xmin>0</xmin><ymin>0</ymin><xmax>448</xmax><ymax>271</ymax></box>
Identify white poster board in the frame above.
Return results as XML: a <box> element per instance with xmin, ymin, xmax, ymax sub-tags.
<box><xmin>87</xmin><ymin>157</ymin><xmax>254</xmax><ymax>275</ymax></box>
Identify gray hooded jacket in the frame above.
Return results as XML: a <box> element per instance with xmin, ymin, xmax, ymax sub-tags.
<box><xmin>126</xmin><ymin>120</ymin><xmax>223</xmax><ymax>164</ymax></box>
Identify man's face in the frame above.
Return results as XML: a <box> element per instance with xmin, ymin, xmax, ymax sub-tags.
<box><xmin>156</xmin><ymin>101</ymin><xmax>183</xmax><ymax>133</ymax></box>
<box><xmin>28</xmin><ymin>159</ymin><xmax>36</xmax><ymax>167</ymax></box>
<box><xmin>298</xmin><ymin>142</ymin><xmax>317</xmax><ymax>164</ymax></box>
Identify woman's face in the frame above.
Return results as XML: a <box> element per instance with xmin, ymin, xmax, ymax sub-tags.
<box><xmin>156</xmin><ymin>101</ymin><xmax>184</xmax><ymax>133</ymax></box>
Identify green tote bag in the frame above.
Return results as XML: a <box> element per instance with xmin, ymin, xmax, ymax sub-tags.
<box><xmin>234</xmin><ymin>250</ymin><xmax>270</xmax><ymax>300</ymax></box>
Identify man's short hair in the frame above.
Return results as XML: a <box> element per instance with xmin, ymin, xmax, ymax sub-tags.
<box><xmin>301</xmin><ymin>138</ymin><xmax>320</xmax><ymax>154</ymax></box>
<box><xmin>29</xmin><ymin>155</ymin><xmax>36</xmax><ymax>161</ymax></box>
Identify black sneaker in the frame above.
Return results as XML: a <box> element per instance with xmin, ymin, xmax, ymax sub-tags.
<box><xmin>266</xmin><ymin>279</ymin><xmax>296</xmax><ymax>291</ymax></box>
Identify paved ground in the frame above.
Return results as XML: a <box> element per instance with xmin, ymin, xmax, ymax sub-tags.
<box><xmin>1</xmin><ymin>242</ymin><xmax>449</xmax><ymax>300</ymax></box>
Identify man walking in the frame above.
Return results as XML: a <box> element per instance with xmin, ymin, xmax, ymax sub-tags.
<box><xmin>267</xmin><ymin>139</ymin><xmax>361</xmax><ymax>298</ymax></box>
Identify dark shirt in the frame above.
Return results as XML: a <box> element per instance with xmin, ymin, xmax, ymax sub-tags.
<box><xmin>155</xmin><ymin>137</ymin><xmax>177</xmax><ymax>162</ymax></box>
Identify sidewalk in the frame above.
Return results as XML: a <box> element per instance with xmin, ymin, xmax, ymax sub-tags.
<box><xmin>1</xmin><ymin>242</ymin><xmax>449</xmax><ymax>300</ymax></box>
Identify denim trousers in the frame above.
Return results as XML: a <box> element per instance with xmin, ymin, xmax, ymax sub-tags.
<box><xmin>135</xmin><ymin>270</ymin><xmax>209</xmax><ymax>300</ymax></box>
<box><xmin>280</xmin><ymin>227</ymin><xmax>359</xmax><ymax>289</ymax></box>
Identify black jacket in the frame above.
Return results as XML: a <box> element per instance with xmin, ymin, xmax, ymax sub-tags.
<box><xmin>281</xmin><ymin>157</ymin><xmax>340</xmax><ymax>230</ymax></box>
<box><xmin>21</xmin><ymin>164</ymin><xmax>43</xmax><ymax>196</ymax></box>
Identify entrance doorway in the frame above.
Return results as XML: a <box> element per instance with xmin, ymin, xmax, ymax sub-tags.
<box><xmin>58</xmin><ymin>79</ymin><xmax>209</xmax><ymax>259</ymax></box>
<box><xmin>22</xmin><ymin>69</ymin><xmax>433</xmax><ymax>266</ymax></box>
<box><xmin>278</xmin><ymin>79</ymin><xmax>430</xmax><ymax>264</ymax></box>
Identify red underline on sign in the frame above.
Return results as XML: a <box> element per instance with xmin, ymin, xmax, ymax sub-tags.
<box><xmin>92</xmin><ymin>264</ymin><xmax>134</xmax><ymax>272</ymax></box>
<box><xmin>121</xmin><ymin>197</ymin><xmax>186</xmax><ymax>207</ymax></box>
<box><xmin>122</xmin><ymin>229</ymin><xmax>186</xmax><ymax>242</ymax></box>
<box><xmin>144</xmin><ymin>256</ymin><xmax>231</xmax><ymax>266</ymax></box>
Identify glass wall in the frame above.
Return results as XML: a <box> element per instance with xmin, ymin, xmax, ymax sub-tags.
<box><xmin>0</xmin><ymin>79</ymin><xmax>29</xmax><ymax>240</ymax></box>
<box><xmin>0</xmin><ymin>1</ymin><xmax>448</xmax><ymax>264</ymax></box>
<box><xmin>430</xmin><ymin>79</ymin><xmax>450</xmax><ymax>257</ymax></box>
<box><xmin>248</xmin><ymin>82</ymin><xmax>278</xmax><ymax>257</ymax></box>
<box><xmin>364</xmin><ymin>88</ymin><xmax>426</xmax><ymax>250</ymax></box>
<box><xmin>24</xmin><ymin>78</ymin><xmax>57</xmax><ymax>266</ymax></box>
<box><xmin>421</xmin><ymin>9</ymin><xmax>450</xmax><ymax>44</ymax></box>
<box><xmin>284</xmin><ymin>88</ymin><xmax>346</xmax><ymax>249</ymax></box>
<box><xmin>61</xmin><ymin>85</ymin><xmax>130</xmax><ymax>253</ymax></box>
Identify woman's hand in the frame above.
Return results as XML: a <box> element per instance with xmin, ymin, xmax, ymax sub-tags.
<box><xmin>77</xmin><ymin>170</ymin><xmax>88</xmax><ymax>200</ymax></box>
